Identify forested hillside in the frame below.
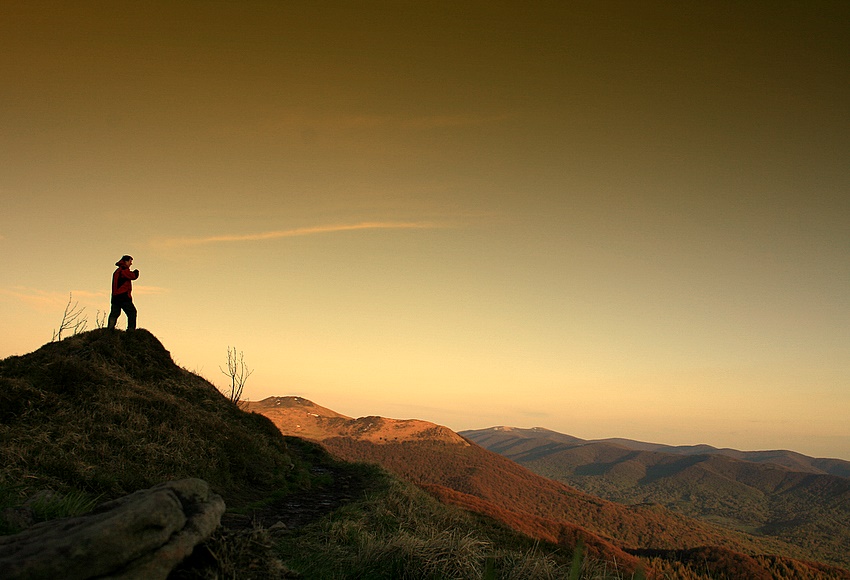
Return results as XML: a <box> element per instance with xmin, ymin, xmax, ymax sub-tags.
<box><xmin>463</xmin><ymin>427</ymin><xmax>850</xmax><ymax>570</ymax></box>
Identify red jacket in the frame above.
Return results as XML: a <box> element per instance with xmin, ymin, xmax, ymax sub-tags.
<box><xmin>112</xmin><ymin>264</ymin><xmax>139</xmax><ymax>298</ymax></box>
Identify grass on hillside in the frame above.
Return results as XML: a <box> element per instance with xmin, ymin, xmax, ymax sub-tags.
<box><xmin>0</xmin><ymin>330</ymin><xmax>314</xmax><ymax>513</ymax></box>
<box><xmin>273</xmin><ymin>469</ymin><xmax>647</xmax><ymax>580</ymax></box>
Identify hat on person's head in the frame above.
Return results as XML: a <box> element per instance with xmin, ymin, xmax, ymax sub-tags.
<box><xmin>121</xmin><ymin>255</ymin><xmax>133</xmax><ymax>262</ymax></box>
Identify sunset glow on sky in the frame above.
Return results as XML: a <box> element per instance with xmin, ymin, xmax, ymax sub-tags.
<box><xmin>2</xmin><ymin>1</ymin><xmax>848</xmax><ymax>459</ymax></box>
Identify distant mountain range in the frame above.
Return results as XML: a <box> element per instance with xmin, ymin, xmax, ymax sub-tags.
<box><xmin>461</xmin><ymin>426</ymin><xmax>850</xmax><ymax>570</ymax></box>
<box><xmin>461</xmin><ymin>426</ymin><xmax>850</xmax><ymax>477</ymax></box>
<box><xmin>247</xmin><ymin>396</ymin><xmax>850</xmax><ymax>576</ymax></box>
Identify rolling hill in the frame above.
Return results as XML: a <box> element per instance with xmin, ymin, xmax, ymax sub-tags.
<box><xmin>2</xmin><ymin>330</ymin><xmax>624</xmax><ymax>579</ymax></box>
<box><xmin>247</xmin><ymin>396</ymin><xmax>466</xmax><ymax>445</ymax></box>
<box><xmin>4</xmin><ymin>331</ymin><xmax>847</xmax><ymax>578</ymax></box>
<box><xmin>463</xmin><ymin>426</ymin><xmax>850</xmax><ymax>477</ymax></box>
<box><xmin>462</xmin><ymin>426</ymin><xmax>850</xmax><ymax>570</ymax></box>
<box><xmin>248</xmin><ymin>396</ymin><xmax>850</xmax><ymax>578</ymax></box>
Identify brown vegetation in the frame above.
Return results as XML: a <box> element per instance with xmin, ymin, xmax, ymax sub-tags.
<box><xmin>464</xmin><ymin>427</ymin><xmax>850</xmax><ymax>569</ymax></box>
<box><xmin>422</xmin><ymin>483</ymin><xmax>642</xmax><ymax>574</ymax></box>
<box><xmin>251</xmin><ymin>400</ymin><xmax>850</xmax><ymax>578</ymax></box>
<box><xmin>246</xmin><ymin>396</ymin><xmax>468</xmax><ymax>445</ymax></box>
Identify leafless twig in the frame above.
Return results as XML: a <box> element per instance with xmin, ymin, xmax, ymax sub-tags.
<box><xmin>52</xmin><ymin>293</ymin><xmax>88</xmax><ymax>341</ymax></box>
<box><xmin>219</xmin><ymin>346</ymin><xmax>253</xmax><ymax>406</ymax></box>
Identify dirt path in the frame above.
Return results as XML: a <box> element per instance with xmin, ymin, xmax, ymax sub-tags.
<box><xmin>220</xmin><ymin>464</ymin><xmax>368</xmax><ymax>531</ymax></box>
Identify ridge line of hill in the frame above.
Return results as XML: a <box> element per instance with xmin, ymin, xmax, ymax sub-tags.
<box><xmin>246</xmin><ymin>395</ymin><xmax>850</xmax><ymax>575</ymax></box>
<box><xmin>460</xmin><ymin>426</ymin><xmax>850</xmax><ymax>476</ymax></box>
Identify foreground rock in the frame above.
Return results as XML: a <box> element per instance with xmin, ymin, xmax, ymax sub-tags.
<box><xmin>0</xmin><ymin>478</ymin><xmax>225</xmax><ymax>580</ymax></box>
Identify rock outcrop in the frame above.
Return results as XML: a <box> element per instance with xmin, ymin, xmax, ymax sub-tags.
<box><xmin>0</xmin><ymin>478</ymin><xmax>224</xmax><ymax>580</ymax></box>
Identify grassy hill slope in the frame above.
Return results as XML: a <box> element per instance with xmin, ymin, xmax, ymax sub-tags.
<box><xmin>0</xmin><ymin>329</ymin><xmax>307</xmax><ymax>504</ymax></box>
<box><xmin>0</xmin><ymin>330</ymin><xmax>646</xmax><ymax>579</ymax></box>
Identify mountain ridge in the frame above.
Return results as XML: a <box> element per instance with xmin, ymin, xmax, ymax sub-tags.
<box><xmin>462</xmin><ymin>426</ymin><xmax>850</xmax><ymax>570</ymax></box>
<box><xmin>245</xmin><ymin>395</ymin><xmax>469</xmax><ymax>446</ymax></box>
<box><xmin>463</xmin><ymin>426</ymin><xmax>850</xmax><ymax>476</ymax></box>
<box><xmin>248</xmin><ymin>395</ymin><xmax>850</xmax><ymax>576</ymax></box>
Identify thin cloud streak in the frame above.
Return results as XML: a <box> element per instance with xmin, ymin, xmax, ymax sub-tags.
<box><xmin>0</xmin><ymin>288</ymin><xmax>106</xmax><ymax>312</ymax></box>
<box><xmin>160</xmin><ymin>221</ymin><xmax>447</xmax><ymax>247</ymax></box>
<box><xmin>0</xmin><ymin>286</ymin><xmax>167</xmax><ymax>312</ymax></box>
<box><xmin>279</xmin><ymin>111</ymin><xmax>510</xmax><ymax>131</ymax></box>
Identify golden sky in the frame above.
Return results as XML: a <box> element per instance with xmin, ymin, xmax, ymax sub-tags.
<box><xmin>2</xmin><ymin>1</ymin><xmax>848</xmax><ymax>459</ymax></box>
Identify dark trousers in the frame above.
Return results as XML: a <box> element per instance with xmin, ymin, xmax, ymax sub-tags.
<box><xmin>109</xmin><ymin>295</ymin><xmax>137</xmax><ymax>330</ymax></box>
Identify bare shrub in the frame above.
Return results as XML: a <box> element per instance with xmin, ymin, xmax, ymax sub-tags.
<box><xmin>219</xmin><ymin>346</ymin><xmax>253</xmax><ymax>406</ymax></box>
<box><xmin>52</xmin><ymin>293</ymin><xmax>88</xmax><ymax>341</ymax></box>
<box><xmin>94</xmin><ymin>310</ymin><xmax>108</xmax><ymax>329</ymax></box>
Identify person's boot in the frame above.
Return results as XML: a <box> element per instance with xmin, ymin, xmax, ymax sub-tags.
<box><xmin>107</xmin><ymin>315</ymin><xmax>118</xmax><ymax>330</ymax></box>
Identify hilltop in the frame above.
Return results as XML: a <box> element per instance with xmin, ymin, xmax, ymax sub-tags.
<box><xmin>246</xmin><ymin>396</ymin><xmax>468</xmax><ymax>445</ymax></box>
<box><xmin>0</xmin><ymin>329</ymin><xmax>308</xmax><ymax>503</ymax></box>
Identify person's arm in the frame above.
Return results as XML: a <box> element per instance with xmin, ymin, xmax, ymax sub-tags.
<box><xmin>119</xmin><ymin>268</ymin><xmax>140</xmax><ymax>281</ymax></box>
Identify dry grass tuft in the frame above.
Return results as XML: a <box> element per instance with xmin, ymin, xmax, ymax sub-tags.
<box><xmin>278</xmin><ymin>475</ymin><xmax>638</xmax><ymax>579</ymax></box>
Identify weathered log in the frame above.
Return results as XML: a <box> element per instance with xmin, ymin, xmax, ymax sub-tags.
<box><xmin>0</xmin><ymin>479</ymin><xmax>225</xmax><ymax>580</ymax></box>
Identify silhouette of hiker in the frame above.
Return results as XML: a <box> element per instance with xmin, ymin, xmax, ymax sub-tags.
<box><xmin>108</xmin><ymin>255</ymin><xmax>140</xmax><ymax>330</ymax></box>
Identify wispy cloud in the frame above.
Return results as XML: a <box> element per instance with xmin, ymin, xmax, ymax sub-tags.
<box><xmin>277</xmin><ymin>110</ymin><xmax>507</xmax><ymax>131</ymax></box>
<box><xmin>209</xmin><ymin>110</ymin><xmax>511</xmax><ymax>141</ymax></box>
<box><xmin>399</xmin><ymin>113</ymin><xmax>510</xmax><ymax>130</ymax></box>
<box><xmin>159</xmin><ymin>221</ymin><xmax>446</xmax><ymax>248</ymax></box>
<box><xmin>0</xmin><ymin>288</ymin><xmax>106</xmax><ymax>313</ymax></box>
<box><xmin>0</xmin><ymin>286</ymin><xmax>167</xmax><ymax>312</ymax></box>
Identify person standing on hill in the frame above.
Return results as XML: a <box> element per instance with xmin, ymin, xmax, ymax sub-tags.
<box><xmin>108</xmin><ymin>255</ymin><xmax>140</xmax><ymax>331</ymax></box>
